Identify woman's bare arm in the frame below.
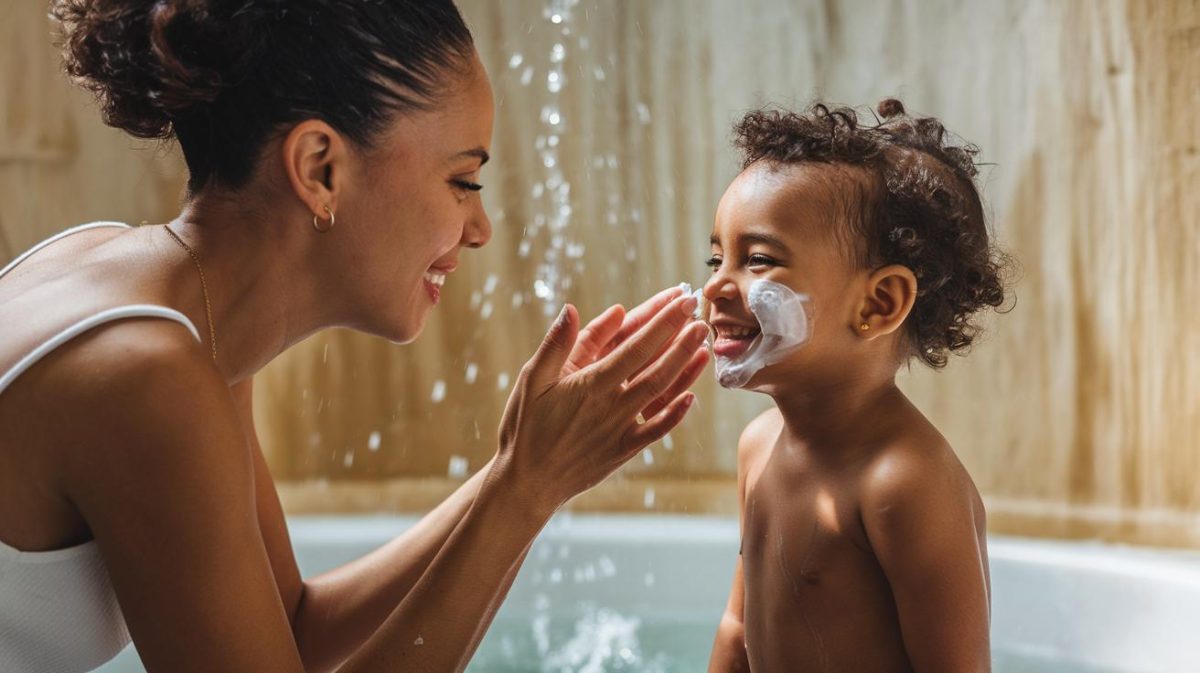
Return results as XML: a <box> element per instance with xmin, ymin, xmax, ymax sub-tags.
<box><xmin>66</xmin><ymin>291</ymin><xmax>703</xmax><ymax>672</ymax></box>
<box><xmin>248</xmin><ymin>288</ymin><xmax>708</xmax><ymax>671</ymax></box>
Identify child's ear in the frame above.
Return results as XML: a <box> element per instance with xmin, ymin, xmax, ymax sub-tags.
<box><xmin>855</xmin><ymin>265</ymin><xmax>918</xmax><ymax>339</ymax></box>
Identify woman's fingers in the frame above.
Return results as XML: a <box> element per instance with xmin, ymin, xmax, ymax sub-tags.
<box><xmin>522</xmin><ymin>304</ymin><xmax>580</xmax><ymax>392</ymax></box>
<box><xmin>621</xmin><ymin>321</ymin><xmax>708</xmax><ymax>412</ymax></box>
<box><xmin>565</xmin><ymin>304</ymin><xmax>626</xmax><ymax>374</ymax></box>
<box><xmin>598</xmin><ymin>286</ymin><xmax>685</xmax><ymax>359</ymax></box>
<box><xmin>594</xmin><ymin>294</ymin><xmax>699</xmax><ymax>385</ymax></box>
<box><xmin>623</xmin><ymin>391</ymin><xmax>696</xmax><ymax>454</ymax></box>
<box><xmin>640</xmin><ymin>345</ymin><xmax>710</xmax><ymax>420</ymax></box>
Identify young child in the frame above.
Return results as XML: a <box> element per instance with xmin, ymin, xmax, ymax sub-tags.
<box><xmin>704</xmin><ymin>99</ymin><xmax>1006</xmax><ymax>672</ymax></box>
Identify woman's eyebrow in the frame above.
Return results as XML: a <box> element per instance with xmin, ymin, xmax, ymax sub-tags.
<box><xmin>450</xmin><ymin>147</ymin><xmax>490</xmax><ymax>166</ymax></box>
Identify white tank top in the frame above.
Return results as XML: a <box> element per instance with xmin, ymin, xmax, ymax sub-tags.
<box><xmin>0</xmin><ymin>222</ymin><xmax>201</xmax><ymax>672</ymax></box>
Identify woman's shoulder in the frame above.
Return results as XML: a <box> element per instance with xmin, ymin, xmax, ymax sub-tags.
<box><xmin>10</xmin><ymin>316</ymin><xmax>238</xmax><ymax>471</ymax></box>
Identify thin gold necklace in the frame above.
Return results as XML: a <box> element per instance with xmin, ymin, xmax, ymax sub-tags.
<box><xmin>163</xmin><ymin>225</ymin><xmax>218</xmax><ymax>361</ymax></box>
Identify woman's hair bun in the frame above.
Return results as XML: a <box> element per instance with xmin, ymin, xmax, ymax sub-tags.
<box><xmin>52</xmin><ymin>0</ymin><xmax>265</xmax><ymax>139</ymax></box>
<box><xmin>877</xmin><ymin>98</ymin><xmax>906</xmax><ymax>119</ymax></box>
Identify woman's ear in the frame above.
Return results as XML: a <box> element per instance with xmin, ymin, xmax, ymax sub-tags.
<box><xmin>855</xmin><ymin>264</ymin><xmax>918</xmax><ymax>339</ymax></box>
<box><xmin>281</xmin><ymin>119</ymin><xmax>348</xmax><ymax>218</ymax></box>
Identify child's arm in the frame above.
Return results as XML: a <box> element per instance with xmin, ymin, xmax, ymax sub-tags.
<box><xmin>708</xmin><ymin>409</ymin><xmax>779</xmax><ymax>673</ymax></box>
<box><xmin>707</xmin><ymin>557</ymin><xmax>749</xmax><ymax>673</ymax></box>
<box><xmin>862</xmin><ymin>450</ymin><xmax>991</xmax><ymax>673</ymax></box>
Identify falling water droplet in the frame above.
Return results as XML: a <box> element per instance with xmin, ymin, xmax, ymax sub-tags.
<box><xmin>498</xmin><ymin>372</ymin><xmax>511</xmax><ymax>390</ymax></box>
<box><xmin>550</xmin><ymin>43</ymin><xmax>566</xmax><ymax>63</ymax></box>
<box><xmin>431</xmin><ymin>380</ymin><xmax>446</xmax><ymax>403</ymax></box>
<box><xmin>520</xmin><ymin>66</ymin><xmax>535</xmax><ymax>86</ymax></box>
<box><xmin>343</xmin><ymin>451</ymin><xmax>354</xmax><ymax>468</ymax></box>
<box><xmin>448</xmin><ymin>455</ymin><xmax>469</xmax><ymax>478</ymax></box>
<box><xmin>662</xmin><ymin>433</ymin><xmax>674</xmax><ymax>451</ymax></box>
<box><xmin>644</xmin><ymin>487</ymin><xmax>656</xmax><ymax>508</ymax></box>
<box><xmin>480</xmin><ymin>301</ymin><xmax>494</xmax><ymax>320</ymax></box>
<box><xmin>465</xmin><ymin>363</ymin><xmax>478</xmax><ymax>384</ymax></box>
<box><xmin>368</xmin><ymin>431</ymin><xmax>382</xmax><ymax>452</ymax></box>
<box><xmin>636</xmin><ymin>102</ymin><xmax>651</xmax><ymax>124</ymax></box>
<box><xmin>508</xmin><ymin>53</ymin><xmax>524</xmax><ymax>69</ymax></box>
<box><xmin>643</xmin><ymin>449</ymin><xmax>654</xmax><ymax>465</ymax></box>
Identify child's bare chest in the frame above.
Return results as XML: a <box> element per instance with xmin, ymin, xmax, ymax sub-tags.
<box><xmin>739</xmin><ymin>447</ymin><xmax>911</xmax><ymax>670</ymax></box>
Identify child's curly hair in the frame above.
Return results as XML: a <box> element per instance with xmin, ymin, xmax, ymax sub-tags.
<box><xmin>733</xmin><ymin>99</ymin><xmax>1010</xmax><ymax>369</ymax></box>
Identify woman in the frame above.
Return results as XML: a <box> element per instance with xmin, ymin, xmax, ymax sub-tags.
<box><xmin>0</xmin><ymin>2</ymin><xmax>710</xmax><ymax>671</ymax></box>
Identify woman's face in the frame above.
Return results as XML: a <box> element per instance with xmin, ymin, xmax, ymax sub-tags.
<box><xmin>337</xmin><ymin>53</ymin><xmax>496</xmax><ymax>343</ymax></box>
<box><xmin>702</xmin><ymin>161</ymin><xmax>863</xmax><ymax>390</ymax></box>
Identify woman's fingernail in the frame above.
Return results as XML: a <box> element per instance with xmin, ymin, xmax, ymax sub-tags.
<box><xmin>679</xmin><ymin>295</ymin><xmax>699</xmax><ymax>316</ymax></box>
<box><xmin>683</xmin><ymin>393</ymin><xmax>696</xmax><ymax>409</ymax></box>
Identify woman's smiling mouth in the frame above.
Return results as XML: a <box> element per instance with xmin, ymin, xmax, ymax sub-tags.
<box><xmin>423</xmin><ymin>270</ymin><xmax>448</xmax><ymax>303</ymax></box>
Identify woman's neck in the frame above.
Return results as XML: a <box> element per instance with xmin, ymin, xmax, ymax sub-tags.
<box><xmin>165</xmin><ymin>193</ymin><xmax>334</xmax><ymax>384</ymax></box>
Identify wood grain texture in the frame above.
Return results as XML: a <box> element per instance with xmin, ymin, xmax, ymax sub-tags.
<box><xmin>4</xmin><ymin>0</ymin><xmax>1198</xmax><ymax>545</ymax></box>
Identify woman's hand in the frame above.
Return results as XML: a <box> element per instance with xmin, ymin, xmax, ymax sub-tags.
<box><xmin>492</xmin><ymin>288</ymin><xmax>710</xmax><ymax>515</ymax></box>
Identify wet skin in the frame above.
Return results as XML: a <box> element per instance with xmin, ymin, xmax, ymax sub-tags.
<box><xmin>705</xmin><ymin>162</ymin><xmax>992</xmax><ymax>673</ymax></box>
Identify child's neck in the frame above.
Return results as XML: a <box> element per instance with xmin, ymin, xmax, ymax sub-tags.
<box><xmin>768</xmin><ymin>374</ymin><xmax>908</xmax><ymax>457</ymax></box>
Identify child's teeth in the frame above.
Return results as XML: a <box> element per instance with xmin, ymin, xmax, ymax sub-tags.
<box><xmin>424</xmin><ymin>272</ymin><xmax>446</xmax><ymax>287</ymax></box>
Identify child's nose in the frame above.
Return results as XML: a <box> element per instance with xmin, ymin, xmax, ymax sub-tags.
<box><xmin>702</xmin><ymin>272</ymin><xmax>739</xmax><ymax>304</ymax></box>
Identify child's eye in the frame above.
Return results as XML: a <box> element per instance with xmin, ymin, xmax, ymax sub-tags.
<box><xmin>748</xmin><ymin>254</ymin><xmax>777</xmax><ymax>267</ymax></box>
<box><xmin>705</xmin><ymin>256</ymin><xmax>723</xmax><ymax>271</ymax></box>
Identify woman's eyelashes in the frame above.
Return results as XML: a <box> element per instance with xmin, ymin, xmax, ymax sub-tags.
<box><xmin>451</xmin><ymin>178</ymin><xmax>484</xmax><ymax>193</ymax></box>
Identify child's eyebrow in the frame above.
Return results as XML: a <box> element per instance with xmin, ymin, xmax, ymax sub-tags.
<box><xmin>710</xmin><ymin>231</ymin><xmax>791</xmax><ymax>251</ymax></box>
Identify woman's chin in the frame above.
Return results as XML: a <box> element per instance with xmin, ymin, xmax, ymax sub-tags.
<box><xmin>370</xmin><ymin>310</ymin><xmax>427</xmax><ymax>345</ymax></box>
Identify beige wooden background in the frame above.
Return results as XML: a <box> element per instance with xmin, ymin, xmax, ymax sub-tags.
<box><xmin>3</xmin><ymin>0</ymin><xmax>1198</xmax><ymax>547</ymax></box>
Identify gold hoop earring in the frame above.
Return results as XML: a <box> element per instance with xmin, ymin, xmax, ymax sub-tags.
<box><xmin>313</xmin><ymin>205</ymin><xmax>335</xmax><ymax>233</ymax></box>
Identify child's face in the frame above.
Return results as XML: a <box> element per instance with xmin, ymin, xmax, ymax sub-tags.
<box><xmin>703</xmin><ymin>161</ymin><xmax>864</xmax><ymax>389</ymax></box>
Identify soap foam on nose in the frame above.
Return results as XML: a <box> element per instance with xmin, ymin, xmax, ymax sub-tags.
<box><xmin>677</xmin><ymin>282</ymin><xmax>704</xmax><ymax>319</ymax></box>
<box><xmin>711</xmin><ymin>278</ymin><xmax>812</xmax><ymax>389</ymax></box>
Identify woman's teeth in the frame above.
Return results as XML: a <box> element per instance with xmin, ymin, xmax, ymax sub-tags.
<box><xmin>424</xmin><ymin>271</ymin><xmax>446</xmax><ymax>288</ymax></box>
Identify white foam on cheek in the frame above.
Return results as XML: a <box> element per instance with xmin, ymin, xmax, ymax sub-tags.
<box><xmin>714</xmin><ymin>278</ymin><xmax>812</xmax><ymax>389</ymax></box>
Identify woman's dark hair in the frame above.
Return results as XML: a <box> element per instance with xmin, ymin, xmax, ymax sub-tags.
<box><xmin>733</xmin><ymin>99</ymin><xmax>1010</xmax><ymax>369</ymax></box>
<box><xmin>53</xmin><ymin>0</ymin><xmax>476</xmax><ymax>194</ymax></box>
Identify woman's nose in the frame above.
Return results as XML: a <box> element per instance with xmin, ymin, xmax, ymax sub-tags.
<box><xmin>462</xmin><ymin>204</ymin><xmax>492</xmax><ymax>249</ymax></box>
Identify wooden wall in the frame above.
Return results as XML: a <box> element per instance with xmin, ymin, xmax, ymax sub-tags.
<box><xmin>3</xmin><ymin>0</ymin><xmax>1198</xmax><ymax>547</ymax></box>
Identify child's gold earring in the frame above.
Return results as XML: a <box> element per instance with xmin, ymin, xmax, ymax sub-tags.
<box><xmin>859</xmin><ymin>322</ymin><xmax>870</xmax><ymax>331</ymax></box>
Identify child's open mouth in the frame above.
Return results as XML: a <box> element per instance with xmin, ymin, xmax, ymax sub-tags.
<box><xmin>711</xmin><ymin>323</ymin><xmax>761</xmax><ymax>358</ymax></box>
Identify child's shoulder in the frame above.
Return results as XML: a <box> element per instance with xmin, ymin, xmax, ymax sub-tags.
<box><xmin>736</xmin><ymin>406</ymin><xmax>783</xmax><ymax>464</ymax></box>
<box><xmin>860</xmin><ymin>424</ymin><xmax>985</xmax><ymax>530</ymax></box>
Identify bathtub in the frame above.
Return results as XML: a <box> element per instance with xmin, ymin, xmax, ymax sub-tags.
<box><xmin>96</xmin><ymin>514</ymin><xmax>1200</xmax><ymax>672</ymax></box>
